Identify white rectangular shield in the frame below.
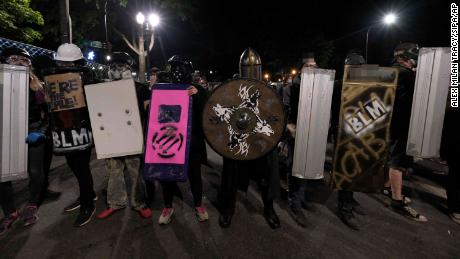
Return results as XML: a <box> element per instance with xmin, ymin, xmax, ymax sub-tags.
<box><xmin>406</xmin><ymin>47</ymin><xmax>451</xmax><ymax>158</ymax></box>
<box><xmin>292</xmin><ymin>68</ymin><xmax>335</xmax><ymax>179</ymax></box>
<box><xmin>0</xmin><ymin>64</ymin><xmax>29</xmax><ymax>182</ymax></box>
<box><xmin>85</xmin><ymin>79</ymin><xmax>144</xmax><ymax>159</ymax></box>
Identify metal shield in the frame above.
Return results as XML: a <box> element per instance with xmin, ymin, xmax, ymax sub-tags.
<box><xmin>203</xmin><ymin>78</ymin><xmax>285</xmax><ymax>160</ymax></box>
<box><xmin>85</xmin><ymin>79</ymin><xmax>144</xmax><ymax>159</ymax></box>
<box><xmin>332</xmin><ymin>65</ymin><xmax>399</xmax><ymax>192</ymax></box>
<box><xmin>0</xmin><ymin>64</ymin><xmax>29</xmax><ymax>182</ymax></box>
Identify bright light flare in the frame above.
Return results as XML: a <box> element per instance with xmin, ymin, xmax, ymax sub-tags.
<box><xmin>383</xmin><ymin>13</ymin><xmax>397</xmax><ymax>25</ymax></box>
<box><xmin>136</xmin><ymin>12</ymin><xmax>145</xmax><ymax>24</ymax></box>
<box><xmin>148</xmin><ymin>13</ymin><xmax>160</xmax><ymax>27</ymax></box>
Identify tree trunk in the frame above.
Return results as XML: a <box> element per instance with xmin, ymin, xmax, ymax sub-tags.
<box><xmin>138</xmin><ymin>28</ymin><xmax>146</xmax><ymax>83</ymax></box>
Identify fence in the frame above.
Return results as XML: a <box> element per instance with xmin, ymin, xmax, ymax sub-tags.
<box><xmin>0</xmin><ymin>37</ymin><xmax>109</xmax><ymax>79</ymax></box>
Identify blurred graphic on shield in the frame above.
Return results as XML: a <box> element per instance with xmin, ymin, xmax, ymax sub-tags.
<box><xmin>203</xmin><ymin>78</ymin><xmax>285</xmax><ymax>160</ymax></box>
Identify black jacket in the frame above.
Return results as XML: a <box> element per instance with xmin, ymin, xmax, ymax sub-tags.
<box><xmin>390</xmin><ymin>64</ymin><xmax>416</xmax><ymax>142</ymax></box>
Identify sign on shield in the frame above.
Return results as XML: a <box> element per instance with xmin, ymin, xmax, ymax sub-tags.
<box><xmin>143</xmin><ymin>84</ymin><xmax>192</xmax><ymax>182</ymax></box>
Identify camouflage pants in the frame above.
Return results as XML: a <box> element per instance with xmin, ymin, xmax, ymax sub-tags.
<box><xmin>105</xmin><ymin>155</ymin><xmax>146</xmax><ymax>210</ymax></box>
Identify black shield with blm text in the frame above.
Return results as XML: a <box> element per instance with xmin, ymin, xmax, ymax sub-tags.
<box><xmin>50</xmin><ymin>108</ymin><xmax>94</xmax><ymax>154</ymax></box>
<box><xmin>332</xmin><ymin>65</ymin><xmax>399</xmax><ymax>193</ymax></box>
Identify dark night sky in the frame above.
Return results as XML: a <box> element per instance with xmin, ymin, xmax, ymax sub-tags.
<box><xmin>43</xmin><ymin>0</ymin><xmax>452</xmax><ymax>80</ymax></box>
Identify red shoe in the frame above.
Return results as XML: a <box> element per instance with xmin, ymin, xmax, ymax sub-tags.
<box><xmin>96</xmin><ymin>207</ymin><xmax>121</xmax><ymax>219</ymax></box>
<box><xmin>137</xmin><ymin>207</ymin><xmax>152</xmax><ymax>218</ymax></box>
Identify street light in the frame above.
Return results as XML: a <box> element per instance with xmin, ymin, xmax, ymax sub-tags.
<box><xmin>291</xmin><ymin>69</ymin><xmax>297</xmax><ymax>75</ymax></box>
<box><xmin>365</xmin><ymin>12</ymin><xmax>397</xmax><ymax>63</ymax></box>
<box><xmin>383</xmin><ymin>13</ymin><xmax>397</xmax><ymax>25</ymax></box>
<box><xmin>135</xmin><ymin>11</ymin><xmax>160</xmax><ymax>83</ymax></box>
<box><xmin>148</xmin><ymin>14</ymin><xmax>160</xmax><ymax>27</ymax></box>
<box><xmin>136</xmin><ymin>12</ymin><xmax>145</xmax><ymax>24</ymax></box>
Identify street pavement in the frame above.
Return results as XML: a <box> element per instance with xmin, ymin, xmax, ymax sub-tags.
<box><xmin>0</xmin><ymin>146</ymin><xmax>459</xmax><ymax>259</ymax></box>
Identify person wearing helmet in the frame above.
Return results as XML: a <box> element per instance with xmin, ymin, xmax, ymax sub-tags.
<box><xmin>96</xmin><ymin>52</ymin><xmax>152</xmax><ymax>220</ymax></box>
<box><xmin>107</xmin><ymin>52</ymin><xmax>134</xmax><ymax>80</ymax></box>
<box><xmin>47</xmin><ymin>43</ymin><xmax>98</xmax><ymax>227</ymax></box>
<box><xmin>0</xmin><ymin>47</ymin><xmax>52</xmax><ymax>233</ymax></box>
<box><xmin>156</xmin><ymin>55</ymin><xmax>209</xmax><ymax>225</ymax></box>
<box><xmin>331</xmin><ymin>50</ymin><xmax>367</xmax><ymax>231</ymax></box>
<box><xmin>282</xmin><ymin>52</ymin><xmax>318</xmax><ymax>228</ymax></box>
<box><xmin>384</xmin><ymin>43</ymin><xmax>427</xmax><ymax>222</ymax></box>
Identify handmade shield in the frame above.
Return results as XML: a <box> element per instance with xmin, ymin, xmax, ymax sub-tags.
<box><xmin>0</xmin><ymin>64</ymin><xmax>28</xmax><ymax>182</ymax></box>
<box><xmin>292</xmin><ymin>68</ymin><xmax>335</xmax><ymax>179</ymax></box>
<box><xmin>406</xmin><ymin>48</ymin><xmax>450</xmax><ymax>158</ymax></box>
<box><xmin>85</xmin><ymin>79</ymin><xmax>144</xmax><ymax>159</ymax></box>
<box><xmin>203</xmin><ymin>79</ymin><xmax>285</xmax><ymax>160</ymax></box>
<box><xmin>143</xmin><ymin>84</ymin><xmax>192</xmax><ymax>182</ymax></box>
<box><xmin>332</xmin><ymin>65</ymin><xmax>398</xmax><ymax>192</ymax></box>
<box><xmin>44</xmin><ymin>72</ymin><xmax>93</xmax><ymax>154</ymax></box>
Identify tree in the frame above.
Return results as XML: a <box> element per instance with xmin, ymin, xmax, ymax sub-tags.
<box><xmin>0</xmin><ymin>0</ymin><xmax>44</xmax><ymax>42</ymax></box>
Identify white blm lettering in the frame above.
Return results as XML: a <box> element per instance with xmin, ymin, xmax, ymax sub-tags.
<box><xmin>52</xmin><ymin>128</ymin><xmax>92</xmax><ymax>147</ymax></box>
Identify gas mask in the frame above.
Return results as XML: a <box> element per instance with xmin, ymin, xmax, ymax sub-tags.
<box><xmin>6</xmin><ymin>55</ymin><xmax>31</xmax><ymax>67</ymax></box>
<box><xmin>170</xmin><ymin>64</ymin><xmax>192</xmax><ymax>84</ymax></box>
<box><xmin>109</xmin><ymin>63</ymin><xmax>132</xmax><ymax>80</ymax></box>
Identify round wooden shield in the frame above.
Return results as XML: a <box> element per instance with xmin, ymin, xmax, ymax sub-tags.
<box><xmin>203</xmin><ymin>78</ymin><xmax>286</xmax><ymax>160</ymax></box>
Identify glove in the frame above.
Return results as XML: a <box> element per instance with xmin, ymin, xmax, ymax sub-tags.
<box><xmin>287</xmin><ymin>123</ymin><xmax>296</xmax><ymax>138</ymax></box>
<box><xmin>26</xmin><ymin>132</ymin><xmax>46</xmax><ymax>144</ymax></box>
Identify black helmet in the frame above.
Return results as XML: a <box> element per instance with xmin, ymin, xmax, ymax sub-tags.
<box><xmin>345</xmin><ymin>49</ymin><xmax>365</xmax><ymax>65</ymax></box>
<box><xmin>32</xmin><ymin>55</ymin><xmax>54</xmax><ymax>69</ymax></box>
<box><xmin>394</xmin><ymin>43</ymin><xmax>419</xmax><ymax>62</ymax></box>
<box><xmin>167</xmin><ymin>55</ymin><xmax>194</xmax><ymax>83</ymax></box>
<box><xmin>1</xmin><ymin>47</ymin><xmax>31</xmax><ymax>62</ymax></box>
<box><xmin>108</xmin><ymin>52</ymin><xmax>134</xmax><ymax>66</ymax></box>
<box><xmin>32</xmin><ymin>55</ymin><xmax>55</xmax><ymax>79</ymax></box>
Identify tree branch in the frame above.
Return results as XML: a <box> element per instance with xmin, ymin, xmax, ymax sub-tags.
<box><xmin>148</xmin><ymin>31</ymin><xmax>154</xmax><ymax>52</ymax></box>
<box><xmin>111</xmin><ymin>25</ymin><xmax>139</xmax><ymax>55</ymax></box>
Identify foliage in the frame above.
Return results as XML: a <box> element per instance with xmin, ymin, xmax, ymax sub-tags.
<box><xmin>0</xmin><ymin>0</ymin><xmax>44</xmax><ymax>42</ymax></box>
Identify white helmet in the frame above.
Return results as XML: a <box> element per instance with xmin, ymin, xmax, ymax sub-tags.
<box><xmin>55</xmin><ymin>43</ymin><xmax>84</xmax><ymax>61</ymax></box>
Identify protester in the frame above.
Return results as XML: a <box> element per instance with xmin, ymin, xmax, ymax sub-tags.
<box><xmin>157</xmin><ymin>55</ymin><xmax>209</xmax><ymax>225</ymax></box>
<box><xmin>0</xmin><ymin>47</ymin><xmax>51</xmax><ymax>234</ymax></box>
<box><xmin>284</xmin><ymin>52</ymin><xmax>318</xmax><ymax>227</ymax></box>
<box><xmin>332</xmin><ymin>50</ymin><xmax>367</xmax><ymax>230</ymax></box>
<box><xmin>384</xmin><ymin>43</ymin><xmax>427</xmax><ymax>222</ymax></box>
<box><xmin>47</xmin><ymin>43</ymin><xmax>98</xmax><ymax>227</ymax></box>
<box><xmin>96</xmin><ymin>52</ymin><xmax>152</xmax><ymax>219</ymax></box>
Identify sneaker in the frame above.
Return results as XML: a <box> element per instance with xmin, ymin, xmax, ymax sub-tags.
<box><xmin>136</xmin><ymin>207</ymin><xmax>153</xmax><ymax>219</ymax></box>
<box><xmin>64</xmin><ymin>196</ymin><xmax>98</xmax><ymax>213</ymax></box>
<box><xmin>96</xmin><ymin>207</ymin><xmax>123</xmax><ymax>219</ymax></box>
<box><xmin>158</xmin><ymin>208</ymin><xmax>174</xmax><ymax>225</ymax></box>
<box><xmin>391</xmin><ymin>200</ymin><xmax>427</xmax><ymax>222</ymax></box>
<box><xmin>74</xmin><ymin>207</ymin><xmax>96</xmax><ymax>227</ymax></box>
<box><xmin>382</xmin><ymin>188</ymin><xmax>411</xmax><ymax>204</ymax></box>
<box><xmin>288</xmin><ymin>205</ymin><xmax>307</xmax><ymax>228</ymax></box>
<box><xmin>0</xmin><ymin>211</ymin><xmax>19</xmax><ymax>235</ymax></box>
<box><xmin>21</xmin><ymin>204</ymin><xmax>39</xmax><ymax>227</ymax></box>
<box><xmin>195</xmin><ymin>206</ymin><xmax>209</xmax><ymax>222</ymax></box>
<box><xmin>449</xmin><ymin>212</ymin><xmax>460</xmax><ymax>225</ymax></box>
